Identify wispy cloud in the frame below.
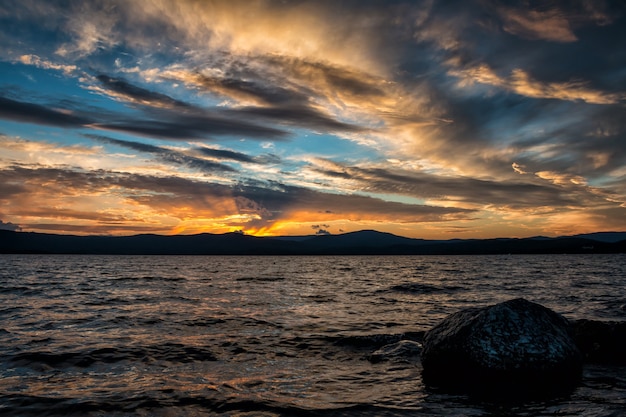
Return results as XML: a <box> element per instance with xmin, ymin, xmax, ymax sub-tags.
<box><xmin>85</xmin><ymin>134</ymin><xmax>238</xmax><ymax>174</ymax></box>
<box><xmin>194</xmin><ymin>145</ymin><xmax>276</xmax><ymax>165</ymax></box>
<box><xmin>17</xmin><ymin>54</ymin><xmax>77</xmax><ymax>75</ymax></box>
<box><xmin>449</xmin><ymin>64</ymin><xmax>626</xmax><ymax>104</ymax></box>
<box><xmin>498</xmin><ymin>7</ymin><xmax>578</xmax><ymax>42</ymax></box>
<box><xmin>94</xmin><ymin>74</ymin><xmax>193</xmax><ymax>109</ymax></box>
<box><xmin>0</xmin><ymin>96</ymin><xmax>92</xmax><ymax>127</ymax></box>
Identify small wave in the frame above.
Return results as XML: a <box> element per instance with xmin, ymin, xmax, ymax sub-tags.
<box><xmin>384</xmin><ymin>282</ymin><xmax>463</xmax><ymax>294</ymax></box>
<box><xmin>8</xmin><ymin>343</ymin><xmax>218</xmax><ymax>369</ymax></box>
<box><xmin>0</xmin><ymin>286</ymin><xmax>44</xmax><ymax>296</ymax></box>
<box><xmin>109</xmin><ymin>275</ymin><xmax>188</xmax><ymax>283</ymax></box>
<box><xmin>181</xmin><ymin>317</ymin><xmax>227</xmax><ymax>327</ymax></box>
<box><xmin>305</xmin><ymin>294</ymin><xmax>336</xmax><ymax>303</ymax></box>
<box><xmin>0</xmin><ymin>306</ymin><xmax>24</xmax><ymax>316</ymax></box>
<box><xmin>236</xmin><ymin>276</ymin><xmax>286</xmax><ymax>282</ymax></box>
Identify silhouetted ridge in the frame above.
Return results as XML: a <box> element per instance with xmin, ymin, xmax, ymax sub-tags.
<box><xmin>0</xmin><ymin>229</ymin><xmax>624</xmax><ymax>255</ymax></box>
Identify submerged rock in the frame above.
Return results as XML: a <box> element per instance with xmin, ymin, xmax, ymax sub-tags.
<box><xmin>369</xmin><ymin>340</ymin><xmax>422</xmax><ymax>363</ymax></box>
<box><xmin>421</xmin><ymin>298</ymin><xmax>582</xmax><ymax>398</ymax></box>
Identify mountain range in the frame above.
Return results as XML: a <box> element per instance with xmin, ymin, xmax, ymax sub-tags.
<box><xmin>1</xmin><ymin>229</ymin><xmax>625</xmax><ymax>255</ymax></box>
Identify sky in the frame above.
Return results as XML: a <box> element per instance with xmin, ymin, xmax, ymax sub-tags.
<box><xmin>0</xmin><ymin>0</ymin><xmax>625</xmax><ymax>239</ymax></box>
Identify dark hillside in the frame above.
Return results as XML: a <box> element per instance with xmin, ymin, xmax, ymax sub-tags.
<box><xmin>1</xmin><ymin>229</ymin><xmax>624</xmax><ymax>255</ymax></box>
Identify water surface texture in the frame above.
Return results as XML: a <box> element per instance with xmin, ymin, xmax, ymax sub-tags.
<box><xmin>1</xmin><ymin>254</ymin><xmax>625</xmax><ymax>416</ymax></box>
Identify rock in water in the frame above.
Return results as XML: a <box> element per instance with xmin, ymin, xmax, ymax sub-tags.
<box><xmin>369</xmin><ymin>340</ymin><xmax>422</xmax><ymax>363</ymax></box>
<box><xmin>421</xmin><ymin>298</ymin><xmax>582</xmax><ymax>398</ymax></box>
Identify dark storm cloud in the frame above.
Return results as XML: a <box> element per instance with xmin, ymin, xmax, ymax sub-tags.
<box><xmin>94</xmin><ymin>110</ymin><xmax>289</xmax><ymax>141</ymax></box>
<box><xmin>0</xmin><ymin>164</ymin><xmax>475</xmax><ymax>226</ymax></box>
<box><xmin>96</xmin><ymin>74</ymin><xmax>192</xmax><ymax>109</ymax></box>
<box><xmin>187</xmin><ymin>69</ymin><xmax>366</xmax><ymax>133</ymax></box>
<box><xmin>262</xmin><ymin>182</ymin><xmax>457</xmax><ymax>224</ymax></box>
<box><xmin>226</xmin><ymin>179</ymin><xmax>475</xmax><ymax>224</ymax></box>
<box><xmin>312</xmin><ymin>161</ymin><xmax>609</xmax><ymax>209</ymax></box>
<box><xmin>238</xmin><ymin>55</ymin><xmax>388</xmax><ymax>101</ymax></box>
<box><xmin>0</xmin><ymin>95</ymin><xmax>92</xmax><ymax>127</ymax></box>
<box><xmin>0</xmin><ymin>164</ymin><xmax>233</xmax><ymax>201</ymax></box>
<box><xmin>281</xmin><ymin>57</ymin><xmax>387</xmax><ymax>98</ymax></box>
<box><xmin>86</xmin><ymin>134</ymin><xmax>237</xmax><ymax>173</ymax></box>
<box><xmin>0</xmin><ymin>90</ymin><xmax>289</xmax><ymax>142</ymax></box>
<box><xmin>192</xmin><ymin>73</ymin><xmax>310</xmax><ymax>106</ymax></box>
<box><xmin>508</xmin><ymin>104</ymin><xmax>626</xmax><ymax>178</ymax></box>
<box><xmin>90</xmin><ymin>76</ymin><xmax>292</xmax><ymax>139</ymax></box>
<box><xmin>0</xmin><ymin>177</ymin><xmax>26</xmax><ymax>197</ymax></box>
<box><xmin>236</xmin><ymin>105</ymin><xmax>364</xmax><ymax>133</ymax></box>
<box><xmin>93</xmin><ymin>72</ymin><xmax>361</xmax><ymax>138</ymax></box>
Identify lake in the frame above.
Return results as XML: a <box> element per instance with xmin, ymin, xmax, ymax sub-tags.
<box><xmin>1</xmin><ymin>254</ymin><xmax>625</xmax><ymax>416</ymax></box>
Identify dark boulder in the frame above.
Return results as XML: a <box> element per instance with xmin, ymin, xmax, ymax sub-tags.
<box><xmin>421</xmin><ymin>298</ymin><xmax>582</xmax><ymax>398</ymax></box>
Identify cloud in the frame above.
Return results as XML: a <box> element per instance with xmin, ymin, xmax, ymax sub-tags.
<box><xmin>0</xmin><ymin>92</ymin><xmax>290</xmax><ymax>141</ymax></box>
<box><xmin>0</xmin><ymin>164</ymin><xmax>475</xmax><ymax>235</ymax></box>
<box><xmin>85</xmin><ymin>134</ymin><xmax>237</xmax><ymax>173</ymax></box>
<box><xmin>308</xmin><ymin>159</ymin><xmax>626</xmax><ymax>214</ymax></box>
<box><xmin>92</xmin><ymin>111</ymin><xmax>288</xmax><ymax>141</ymax></box>
<box><xmin>231</xmin><ymin>181</ymin><xmax>475</xmax><ymax>231</ymax></box>
<box><xmin>261</xmin><ymin>55</ymin><xmax>388</xmax><ymax>101</ymax></box>
<box><xmin>498</xmin><ymin>7</ymin><xmax>578</xmax><ymax>42</ymax></box>
<box><xmin>183</xmin><ymin>72</ymin><xmax>310</xmax><ymax>106</ymax></box>
<box><xmin>0</xmin><ymin>219</ymin><xmax>21</xmax><ymax>231</ymax></box>
<box><xmin>18</xmin><ymin>54</ymin><xmax>77</xmax><ymax>75</ymax></box>
<box><xmin>236</xmin><ymin>105</ymin><xmax>364</xmax><ymax>133</ymax></box>
<box><xmin>54</xmin><ymin>2</ymin><xmax>119</xmax><ymax>57</ymax></box>
<box><xmin>512</xmin><ymin>163</ymin><xmax>528</xmax><ymax>175</ymax></box>
<box><xmin>312</xmin><ymin>224</ymin><xmax>331</xmax><ymax>235</ymax></box>
<box><xmin>116</xmin><ymin>0</ymin><xmax>401</xmax><ymax>73</ymax></box>
<box><xmin>497</xmin><ymin>2</ymin><xmax>617</xmax><ymax>43</ymax></box>
<box><xmin>0</xmin><ymin>96</ymin><xmax>92</xmax><ymax>127</ymax></box>
<box><xmin>155</xmin><ymin>63</ymin><xmax>370</xmax><ymax>133</ymax></box>
<box><xmin>194</xmin><ymin>146</ymin><xmax>259</xmax><ymax>164</ymax></box>
<box><xmin>95</xmin><ymin>74</ymin><xmax>192</xmax><ymax>109</ymax></box>
<box><xmin>449</xmin><ymin>64</ymin><xmax>625</xmax><ymax>105</ymax></box>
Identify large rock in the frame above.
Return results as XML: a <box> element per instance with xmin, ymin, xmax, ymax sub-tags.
<box><xmin>421</xmin><ymin>298</ymin><xmax>582</xmax><ymax>398</ymax></box>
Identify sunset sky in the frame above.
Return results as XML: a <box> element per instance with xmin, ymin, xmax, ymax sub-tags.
<box><xmin>1</xmin><ymin>0</ymin><xmax>625</xmax><ymax>239</ymax></box>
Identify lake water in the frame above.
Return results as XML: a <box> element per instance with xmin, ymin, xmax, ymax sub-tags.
<box><xmin>1</xmin><ymin>254</ymin><xmax>625</xmax><ymax>416</ymax></box>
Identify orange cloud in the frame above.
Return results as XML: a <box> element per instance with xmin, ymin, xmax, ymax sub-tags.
<box><xmin>449</xmin><ymin>64</ymin><xmax>625</xmax><ymax>105</ymax></box>
<box><xmin>18</xmin><ymin>54</ymin><xmax>77</xmax><ymax>75</ymax></box>
<box><xmin>499</xmin><ymin>7</ymin><xmax>577</xmax><ymax>42</ymax></box>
